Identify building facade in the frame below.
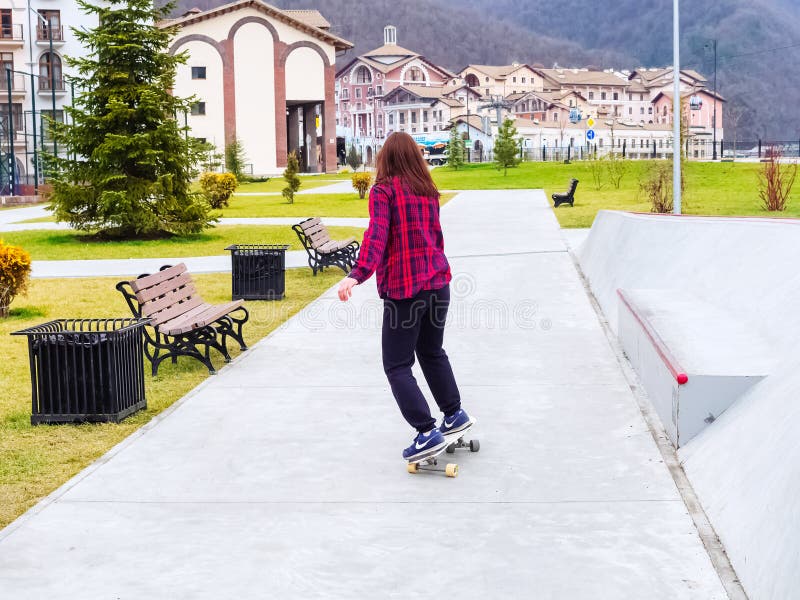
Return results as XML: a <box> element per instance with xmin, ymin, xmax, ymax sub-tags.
<box><xmin>459</xmin><ymin>64</ymin><xmax>544</xmax><ymax>98</ymax></box>
<box><xmin>165</xmin><ymin>1</ymin><xmax>352</xmax><ymax>175</ymax></box>
<box><xmin>335</xmin><ymin>25</ymin><xmax>453</xmax><ymax>165</ymax></box>
<box><xmin>0</xmin><ymin>0</ymin><xmax>94</xmax><ymax>194</ymax></box>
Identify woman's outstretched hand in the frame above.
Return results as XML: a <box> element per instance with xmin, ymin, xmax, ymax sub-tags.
<box><xmin>338</xmin><ymin>277</ymin><xmax>358</xmax><ymax>301</ymax></box>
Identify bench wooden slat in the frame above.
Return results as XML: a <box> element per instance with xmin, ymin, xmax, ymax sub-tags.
<box><xmin>131</xmin><ymin>263</ymin><xmax>187</xmax><ymax>293</ymax></box>
<box><xmin>158</xmin><ymin>302</ymin><xmax>214</xmax><ymax>334</ymax></box>
<box><xmin>149</xmin><ymin>296</ymin><xmax>205</xmax><ymax>327</ymax></box>
<box><xmin>135</xmin><ymin>272</ymin><xmax>193</xmax><ymax>303</ymax></box>
<box><xmin>141</xmin><ymin>283</ymin><xmax>198</xmax><ymax>318</ymax></box>
<box><xmin>299</xmin><ymin>217</ymin><xmax>321</xmax><ymax>231</ymax></box>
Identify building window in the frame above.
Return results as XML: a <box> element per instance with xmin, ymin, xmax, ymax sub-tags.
<box><xmin>376</xmin><ymin>85</ymin><xmax>382</xmax><ymax>96</ymax></box>
<box><xmin>411</xmin><ymin>112</ymin><xmax>417</xmax><ymax>124</ymax></box>
<box><xmin>588</xmin><ymin>91</ymin><xmax>594</xmax><ymax>100</ymax></box>
<box><xmin>40</xmin><ymin>108</ymin><xmax>63</xmax><ymax>140</ymax></box>
<box><xmin>613</xmin><ymin>92</ymin><xmax>619</xmax><ymax>100</ymax></box>
<box><xmin>38</xmin><ymin>10</ymin><xmax>62</xmax><ymax>42</ymax></box>
<box><xmin>405</xmin><ymin>67</ymin><xmax>424</xmax><ymax>83</ymax></box>
<box><xmin>0</xmin><ymin>102</ymin><xmax>23</xmax><ymax>131</ymax></box>
<box><xmin>640</xmin><ymin>94</ymin><xmax>644</xmax><ymax>101</ymax></box>
<box><xmin>521</xmin><ymin>77</ymin><xmax>526</xmax><ymax>83</ymax></box>
<box><xmin>648</xmin><ymin>106</ymin><xmax>653</xmax><ymax>114</ymax></box>
<box><xmin>388</xmin><ymin>113</ymin><xmax>394</xmax><ymax>125</ymax></box>
<box><xmin>0</xmin><ymin>9</ymin><xmax>13</xmax><ymax>40</ymax></box>
<box><xmin>191</xmin><ymin>102</ymin><xmax>206</xmax><ymax>115</ymax></box>
<box><xmin>640</xmin><ymin>107</ymin><xmax>645</xmax><ymax>115</ymax></box>
<box><xmin>628</xmin><ymin>93</ymin><xmax>632</xmax><ymax>101</ymax></box>
<box><xmin>485</xmin><ymin>76</ymin><xmax>489</xmax><ymax>82</ymax></box>
<box><xmin>355</xmin><ymin>88</ymin><xmax>361</xmax><ymax>99</ymax></box>
<box><xmin>601</xmin><ymin>92</ymin><xmax>607</xmax><ymax>100</ymax></box>
<box><xmin>399</xmin><ymin>113</ymin><xmax>405</xmax><ymax>124</ymax></box>
<box><xmin>39</xmin><ymin>52</ymin><xmax>64</xmax><ymax>91</ymax></box>
<box><xmin>423</xmin><ymin>110</ymin><xmax>428</xmax><ymax>122</ymax></box>
<box><xmin>552</xmin><ymin>112</ymin><xmax>558</xmax><ymax>122</ymax></box>
<box><xmin>191</xmin><ymin>66</ymin><xmax>206</xmax><ymax>80</ymax></box>
<box><xmin>354</xmin><ymin>66</ymin><xmax>372</xmax><ymax>84</ymax></box>
<box><xmin>512</xmin><ymin>76</ymin><xmax>517</xmax><ymax>83</ymax></box>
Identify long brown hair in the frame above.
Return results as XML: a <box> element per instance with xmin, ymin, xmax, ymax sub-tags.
<box><xmin>375</xmin><ymin>132</ymin><xmax>439</xmax><ymax>198</ymax></box>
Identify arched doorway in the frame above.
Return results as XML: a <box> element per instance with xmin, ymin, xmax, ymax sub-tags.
<box><xmin>366</xmin><ymin>146</ymin><xmax>373</xmax><ymax>166</ymax></box>
<box><xmin>465</xmin><ymin>73</ymin><xmax>479</xmax><ymax>88</ymax></box>
<box><xmin>473</xmin><ymin>139</ymin><xmax>483</xmax><ymax>162</ymax></box>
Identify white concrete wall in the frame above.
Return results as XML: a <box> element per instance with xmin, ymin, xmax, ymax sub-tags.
<box><xmin>285</xmin><ymin>47</ymin><xmax>324</xmax><ymax>102</ymax></box>
<box><xmin>577</xmin><ymin>210</ymin><xmax>800</xmax><ymax>600</ymax></box>
<box><xmin>175</xmin><ymin>40</ymin><xmax>225</xmax><ymax>152</ymax></box>
<box><xmin>233</xmin><ymin>21</ymin><xmax>275</xmax><ymax>175</ymax></box>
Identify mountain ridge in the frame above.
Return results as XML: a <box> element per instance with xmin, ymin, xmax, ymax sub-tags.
<box><xmin>168</xmin><ymin>0</ymin><xmax>800</xmax><ymax>139</ymax></box>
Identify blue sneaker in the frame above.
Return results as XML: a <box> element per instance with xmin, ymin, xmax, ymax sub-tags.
<box><xmin>440</xmin><ymin>409</ymin><xmax>475</xmax><ymax>439</ymax></box>
<box><xmin>402</xmin><ymin>428</ymin><xmax>446</xmax><ymax>461</ymax></box>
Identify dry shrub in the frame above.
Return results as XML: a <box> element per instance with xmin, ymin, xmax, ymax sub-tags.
<box><xmin>640</xmin><ymin>161</ymin><xmax>674</xmax><ymax>214</ymax></box>
<box><xmin>199</xmin><ymin>172</ymin><xmax>238</xmax><ymax>209</ymax></box>
<box><xmin>758</xmin><ymin>146</ymin><xmax>797</xmax><ymax>211</ymax></box>
<box><xmin>352</xmin><ymin>172</ymin><xmax>373</xmax><ymax>199</ymax></box>
<box><xmin>0</xmin><ymin>241</ymin><xmax>32</xmax><ymax>318</ymax></box>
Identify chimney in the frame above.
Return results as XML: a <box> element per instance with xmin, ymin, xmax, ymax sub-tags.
<box><xmin>384</xmin><ymin>25</ymin><xmax>397</xmax><ymax>45</ymax></box>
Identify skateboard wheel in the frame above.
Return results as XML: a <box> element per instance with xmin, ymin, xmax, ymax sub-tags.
<box><xmin>469</xmin><ymin>439</ymin><xmax>480</xmax><ymax>452</ymax></box>
<box><xmin>407</xmin><ymin>463</ymin><xmax>419</xmax><ymax>474</ymax></box>
<box><xmin>445</xmin><ymin>463</ymin><xmax>459</xmax><ymax>478</ymax></box>
<box><xmin>446</xmin><ymin>443</ymin><xmax>456</xmax><ymax>454</ymax></box>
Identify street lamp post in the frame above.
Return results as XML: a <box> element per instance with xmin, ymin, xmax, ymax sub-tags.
<box><xmin>673</xmin><ymin>0</ymin><xmax>682</xmax><ymax>214</ymax></box>
<box><xmin>705</xmin><ymin>39</ymin><xmax>718</xmax><ymax>160</ymax></box>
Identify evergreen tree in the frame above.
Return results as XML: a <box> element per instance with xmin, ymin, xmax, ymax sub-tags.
<box><xmin>49</xmin><ymin>0</ymin><xmax>212</xmax><ymax>237</ymax></box>
<box><xmin>282</xmin><ymin>151</ymin><xmax>301</xmax><ymax>204</ymax></box>
<box><xmin>494</xmin><ymin>118</ymin><xmax>521</xmax><ymax>175</ymax></box>
<box><xmin>346</xmin><ymin>145</ymin><xmax>362</xmax><ymax>171</ymax></box>
<box><xmin>447</xmin><ymin>125</ymin><xmax>465</xmax><ymax>170</ymax></box>
<box><xmin>225</xmin><ymin>137</ymin><xmax>248</xmax><ymax>180</ymax></box>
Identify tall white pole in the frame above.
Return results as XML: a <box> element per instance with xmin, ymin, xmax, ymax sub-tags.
<box><xmin>673</xmin><ymin>0</ymin><xmax>682</xmax><ymax>214</ymax></box>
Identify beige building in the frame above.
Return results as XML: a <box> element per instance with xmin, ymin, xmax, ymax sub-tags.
<box><xmin>163</xmin><ymin>1</ymin><xmax>352</xmax><ymax>175</ymax></box>
<box><xmin>459</xmin><ymin>63</ymin><xmax>544</xmax><ymax>98</ymax></box>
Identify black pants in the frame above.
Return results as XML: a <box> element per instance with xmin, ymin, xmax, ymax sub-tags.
<box><xmin>382</xmin><ymin>285</ymin><xmax>461</xmax><ymax>433</ymax></box>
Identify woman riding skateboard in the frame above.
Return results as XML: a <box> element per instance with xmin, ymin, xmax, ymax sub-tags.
<box><xmin>338</xmin><ymin>132</ymin><xmax>474</xmax><ymax>462</ymax></box>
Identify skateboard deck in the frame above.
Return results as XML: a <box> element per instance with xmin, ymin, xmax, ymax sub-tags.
<box><xmin>406</xmin><ymin>422</ymin><xmax>481</xmax><ymax>477</ymax></box>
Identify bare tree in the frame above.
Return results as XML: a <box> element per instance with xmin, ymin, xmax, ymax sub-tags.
<box><xmin>726</xmin><ymin>104</ymin><xmax>747</xmax><ymax>160</ymax></box>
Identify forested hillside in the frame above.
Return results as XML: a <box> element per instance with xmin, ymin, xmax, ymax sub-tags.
<box><xmin>168</xmin><ymin>0</ymin><xmax>800</xmax><ymax>139</ymax></box>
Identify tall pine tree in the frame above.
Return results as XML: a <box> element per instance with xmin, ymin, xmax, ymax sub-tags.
<box><xmin>50</xmin><ymin>0</ymin><xmax>212</xmax><ymax>237</ymax></box>
<box><xmin>494</xmin><ymin>118</ymin><xmax>521</xmax><ymax>176</ymax></box>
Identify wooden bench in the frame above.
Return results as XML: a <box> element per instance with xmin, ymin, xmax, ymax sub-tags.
<box><xmin>292</xmin><ymin>217</ymin><xmax>360</xmax><ymax>275</ymax></box>
<box><xmin>552</xmin><ymin>178</ymin><xmax>578</xmax><ymax>207</ymax></box>
<box><xmin>116</xmin><ymin>263</ymin><xmax>249</xmax><ymax>376</ymax></box>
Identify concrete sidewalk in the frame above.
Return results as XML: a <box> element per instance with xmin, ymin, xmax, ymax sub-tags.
<box><xmin>0</xmin><ymin>190</ymin><xmax>727</xmax><ymax>599</ymax></box>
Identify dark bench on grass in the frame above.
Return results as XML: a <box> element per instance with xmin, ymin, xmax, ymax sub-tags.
<box><xmin>293</xmin><ymin>217</ymin><xmax>360</xmax><ymax>275</ymax></box>
<box><xmin>116</xmin><ymin>263</ymin><xmax>249</xmax><ymax>376</ymax></box>
<box><xmin>552</xmin><ymin>178</ymin><xmax>579</xmax><ymax>207</ymax></box>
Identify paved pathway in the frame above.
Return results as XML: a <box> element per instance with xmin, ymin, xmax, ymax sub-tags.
<box><xmin>0</xmin><ymin>191</ymin><xmax>727</xmax><ymax>599</ymax></box>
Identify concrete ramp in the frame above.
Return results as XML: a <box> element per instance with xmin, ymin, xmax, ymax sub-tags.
<box><xmin>577</xmin><ymin>210</ymin><xmax>800</xmax><ymax>600</ymax></box>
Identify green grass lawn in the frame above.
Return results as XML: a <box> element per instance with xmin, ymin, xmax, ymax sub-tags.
<box><xmin>16</xmin><ymin>193</ymin><xmax>456</xmax><ymax>223</ymax></box>
<box><xmin>432</xmin><ymin>161</ymin><xmax>800</xmax><ymax>228</ymax></box>
<box><xmin>235</xmin><ymin>172</ymin><xmax>353</xmax><ymax>193</ymax></box>
<box><xmin>0</xmin><ymin>269</ymin><xmax>341</xmax><ymax>529</ymax></box>
<box><xmin>1</xmin><ymin>224</ymin><xmax>365</xmax><ymax>261</ymax></box>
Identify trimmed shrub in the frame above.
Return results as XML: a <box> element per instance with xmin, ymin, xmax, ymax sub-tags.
<box><xmin>352</xmin><ymin>172</ymin><xmax>373</xmax><ymax>199</ymax></box>
<box><xmin>282</xmin><ymin>151</ymin><xmax>301</xmax><ymax>204</ymax></box>
<box><xmin>199</xmin><ymin>172</ymin><xmax>238</xmax><ymax>209</ymax></box>
<box><xmin>0</xmin><ymin>241</ymin><xmax>32</xmax><ymax>318</ymax></box>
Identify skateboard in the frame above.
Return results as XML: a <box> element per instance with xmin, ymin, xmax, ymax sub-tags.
<box><xmin>406</xmin><ymin>424</ymin><xmax>480</xmax><ymax>478</ymax></box>
<box><xmin>406</xmin><ymin>444</ymin><xmax>459</xmax><ymax>477</ymax></box>
<box><xmin>445</xmin><ymin>422</ymin><xmax>480</xmax><ymax>455</ymax></box>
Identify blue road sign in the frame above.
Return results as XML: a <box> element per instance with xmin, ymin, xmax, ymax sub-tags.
<box><xmin>586</xmin><ymin>129</ymin><xmax>596</xmax><ymax>141</ymax></box>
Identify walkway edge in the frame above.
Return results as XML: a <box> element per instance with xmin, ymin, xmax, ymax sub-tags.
<box><xmin>0</xmin><ymin>281</ymin><xmax>339</xmax><ymax>542</ymax></box>
<box><xmin>567</xmin><ymin>249</ymin><xmax>748</xmax><ymax>600</ymax></box>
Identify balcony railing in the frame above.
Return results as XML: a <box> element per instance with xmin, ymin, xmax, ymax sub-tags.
<box><xmin>37</xmin><ymin>25</ymin><xmax>64</xmax><ymax>42</ymax></box>
<box><xmin>0</xmin><ymin>24</ymin><xmax>24</xmax><ymax>41</ymax></box>
<box><xmin>38</xmin><ymin>77</ymin><xmax>65</xmax><ymax>92</ymax></box>
<box><xmin>0</xmin><ymin>72</ymin><xmax>26</xmax><ymax>93</ymax></box>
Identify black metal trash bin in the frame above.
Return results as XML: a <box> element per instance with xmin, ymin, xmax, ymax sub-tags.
<box><xmin>225</xmin><ymin>244</ymin><xmax>290</xmax><ymax>300</ymax></box>
<box><xmin>11</xmin><ymin>318</ymin><xmax>148</xmax><ymax>425</ymax></box>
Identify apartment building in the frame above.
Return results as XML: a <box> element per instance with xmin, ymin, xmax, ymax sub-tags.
<box><xmin>0</xmin><ymin>0</ymin><xmax>94</xmax><ymax>193</ymax></box>
<box><xmin>459</xmin><ymin>63</ymin><xmax>544</xmax><ymax>98</ymax></box>
<box><xmin>335</xmin><ymin>25</ymin><xmax>453</xmax><ymax>165</ymax></box>
<box><xmin>165</xmin><ymin>1</ymin><xmax>352</xmax><ymax>174</ymax></box>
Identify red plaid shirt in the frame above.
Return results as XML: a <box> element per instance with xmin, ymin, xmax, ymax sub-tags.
<box><xmin>348</xmin><ymin>176</ymin><xmax>451</xmax><ymax>299</ymax></box>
